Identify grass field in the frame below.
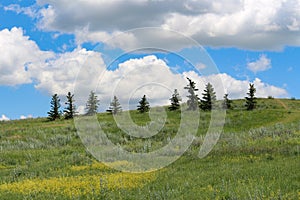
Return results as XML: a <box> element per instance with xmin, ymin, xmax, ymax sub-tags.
<box><xmin>0</xmin><ymin>98</ymin><xmax>299</xmax><ymax>199</ymax></box>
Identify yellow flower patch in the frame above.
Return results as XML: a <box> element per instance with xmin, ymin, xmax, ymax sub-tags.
<box><xmin>70</xmin><ymin>161</ymin><xmax>108</xmax><ymax>171</ymax></box>
<box><xmin>0</xmin><ymin>172</ymin><xmax>156</xmax><ymax>197</ymax></box>
<box><xmin>0</xmin><ymin>165</ymin><xmax>7</xmax><ymax>170</ymax></box>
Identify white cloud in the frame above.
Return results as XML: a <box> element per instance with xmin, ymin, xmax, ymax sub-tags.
<box><xmin>76</xmin><ymin>105</ymin><xmax>86</xmax><ymax>115</ymax></box>
<box><xmin>33</xmin><ymin>47</ymin><xmax>106</xmax><ymax>96</ymax></box>
<box><xmin>196</xmin><ymin>63</ymin><xmax>207</xmax><ymax>70</ymax></box>
<box><xmin>247</xmin><ymin>54</ymin><xmax>272</xmax><ymax>73</ymax></box>
<box><xmin>4</xmin><ymin>4</ymin><xmax>36</xmax><ymax>17</ymax></box>
<box><xmin>89</xmin><ymin>55</ymin><xmax>188</xmax><ymax>110</ymax></box>
<box><xmin>210</xmin><ymin>74</ymin><xmax>286</xmax><ymax>99</ymax></box>
<box><xmin>0</xmin><ymin>114</ymin><xmax>10</xmax><ymax>121</ymax></box>
<box><xmin>0</xmin><ymin>27</ymin><xmax>287</xmax><ymax>111</ymax></box>
<box><xmin>0</xmin><ymin>27</ymin><xmax>53</xmax><ymax>86</ymax></box>
<box><xmin>29</xmin><ymin>0</ymin><xmax>300</xmax><ymax>50</ymax></box>
<box><xmin>253</xmin><ymin>78</ymin><xmax>288</xmax><ymax>98</ymax></box>
<box><xmin>182</xmin><ymin>72</ymin><xmax>287</xmax><ymax>100</ymax></box>
<box><xmin>0</xmin><ymin>37</ymin><xmax>285</xmax><ymax>112</ymax></box>
<box><xmin>68</xmin><ymin>55</ymin><xmax>287</xmax><ymax>112</ymax></box>
<box><xmin>20</xmin><ymin>115</ymin><xmax>33</xmax><ymax>120</ymax></box>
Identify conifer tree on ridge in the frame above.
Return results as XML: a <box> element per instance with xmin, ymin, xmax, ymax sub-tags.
<box><xmin>85</xmin><ymin>91</ymin><xmax>100</xmax><ymax>115</ymax></box>
<box><xmin>137</xmin><ymin>95</ymin><xmax>150</xmax><ymax>113</ymax></box>
<box><xmin>169</xmin><ymin>89</ymin><xmax>182</xmax><ymax>111</ymax></box>
<box><xmin>184</xmin><ymin>77</ymin><xmax>200</xmax><ymax>111</ymax></box>
<box><xmin>107</xmin><ymin>96</ymin><xmax>122</xmax><ymax>115</ymax></box>
<box><xmin>48</xmin><ymin>94</ymin><xmax>61</xmax><ymax>121</ymax></box>
<box><xmin>200</xmin><ymin>82</ymin><xmax>216</xmax><ymax>111</ymax></box>
<box><xmin>64</xmin><ymin>92</ymin><xmax>76</xmax><ymax>119</ymax></box>
<box><xmin>245</xmin><ymin>83</ymin><xmax>257</xmax><ymax>110</ymax></box>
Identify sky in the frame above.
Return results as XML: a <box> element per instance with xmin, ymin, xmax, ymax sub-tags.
<box><xmin>0</xmin><ymin>0</ymin><xmax>299</xmax><ymax>120</ymax></box>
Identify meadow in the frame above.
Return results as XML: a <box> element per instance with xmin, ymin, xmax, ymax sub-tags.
<box><xmin>0</xmin><ymin>98</ymin><xmax>299</xmax><ymax>199</ymax></box>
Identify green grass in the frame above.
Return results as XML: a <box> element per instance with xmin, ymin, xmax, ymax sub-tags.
<box><xmin>0</xmin><ymin>98</ymin><xmax>299</xmax><ymax>199</ymax></box>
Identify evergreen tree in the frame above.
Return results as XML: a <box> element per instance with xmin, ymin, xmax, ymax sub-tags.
<box><xmin>64</xmin><ymin>92</ymin><xmax>76</xmax><ymax>119</ymax></box>
<box><xmin>200</xmin><ymin>82</ymin><xmax>216</xmax><ymax>111</ymax></box>
<box><xmin>245</xmin><ymin>83</ymin><xmax>257</xmax><ymax>110</ymax></box>
<box><xmin>85</xmin><ymin>91</ymin><xmax>100</xmax><ymax>115</ymax></box>
<box><xmin>222</xmin><ymin>93</ymin><xmax>232</xmax><ymax>110</ymax></box>
<box><xmin>137</xmin><ymin>95</ymin><xmax>150</xmax><ymax>113</ymax></box>
<box><xmin>184</xmin><ymin>77</ymin><xmax>200</xmax><ymax>111</ymax></box>
<box><xmin>107</xmin><ymin>96</ymin><xmax>122</xmax><ymax>115</ymax></box>
<box><xmin>47</xmin><ymin>94</ymin><xmax>61</xmax><ymax>121</ymax></box>
<box><xmin>169</xmin><ymin>89</ymin><xmax>182</xmax><ymax>111</ymax></box>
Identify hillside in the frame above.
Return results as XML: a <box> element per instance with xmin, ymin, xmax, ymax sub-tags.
<box><xmin>0</xmin><ymin>98</ymin><xmax>299</xmax><ymax>199</ymax></box>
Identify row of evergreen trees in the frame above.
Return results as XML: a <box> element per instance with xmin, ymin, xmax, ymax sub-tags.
<box><xmin>183</xmin><ymin>78</ymin><xmax>257</xmax><ymax>111</ymax></box>
<box><xmin>47</xmin><ymin>77</ymin><xmax>257</xmax><ymax>121</ymax></box>
<box><xmin>47</xmin><ymin>91</ymin><xmax>124</xmax><ymax>121</ymax></box>
<box><xmin>47</xmin><ymin>92</ymin><xmax>75</xmax><ymax>121</ymax></box>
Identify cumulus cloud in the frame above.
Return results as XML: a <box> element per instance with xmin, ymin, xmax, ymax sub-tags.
<box><xmin>0</xmin><ymin>27</ymin><xmax>53</xmax><ymax>86</ymax></box>
<box><xmin>0</xmin><ymin>26</ymin><xmax>288</xmax><ymax>112</ymax></box>
<box><xmin>96</xmin><ymin>55</ymin><xmax>187</xmax><ymax>110</ymax></box>
<box><xmin>40</xmin><ymin>54</ymin><xmax>287</xmax><ymax>113</ymax></box>
<box><xmin>247</xmin><ymin>54</ymin><xmax>272</xmax><ymax>73</ymax></box>
<box><xmin>20</xmin><ymin>115</ymin><xmax>33</xmax><ymax>120</ymax></box>
<box><xmin>33</xmin><ymin>47</ymin><xmax>106</xmax><ymax>96</ymax></box>
<box><xmin>28</xmin><ymin>0</ymin><xmax>300</xmax><ymax>50</ymax></box>
<box><xmin>0</xmin><ymin>114</ymin><xmax>10</xmax><ymax>121</ymax></box>
<box><xmin>186</xmin><ymin>73</ymin><xmax>288</xmax><ymax>99</ymax></box>
<box><xmin>0</xmin><ymin>28</ymin><xmax>102</xmax><ymax>96</ymax></box>
<box><xmin>45</xmin><ymin>54</ymin><xmax>204</xmax><ymax>111</ymax></box>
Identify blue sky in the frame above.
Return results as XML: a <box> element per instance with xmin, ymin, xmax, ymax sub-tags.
<box><xmin>0</xmin><ymin>0</ymin><xmax>299</xmax><ymax>120</ymax></box>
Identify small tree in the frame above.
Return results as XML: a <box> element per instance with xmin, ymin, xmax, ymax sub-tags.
<box><xmin>47</xmin><ymin>94</ymin><xmax>61</xmax><ymax>121</ymax></box>
<box><xmin>85</xmin><ymin>91</ymin><xmax>100</xmax><ymax>115</ymax></box>
<box><xmin>137</xmin><ymin>95</ymin><xmax>150</xmax><ymax>113</ymax></box>
<box><xmin>200</xmin><ymin>82</ymin><xmax>216</xmax><ymax>111</ymax></box>
<box><xmin>64</xmin><ymin>92</ymin><xmax>76</xmax><ymax>119</ymax></box>
<box><xmin>245</xmin><ymin>83</ymin><xmax>257</xmax><ymax>110</ymax></box>
<box><xmin>169</xmin><ymin>89</ymin><xmax>182</xmax><ymax>111</ymax></box>
<box><xmin>222</xmin><ymin>93</ymin><xmax>232</xmax><ymax>110</ymax></box>
<box><xmin>184</xmin><ymin>77</ymin><xmax>200</xmax><ymax>111</ymax></box>
<box><xmin>107</xmin><ymin>96</ymin><xmax>122</xmax><ymax>115</ymax></box>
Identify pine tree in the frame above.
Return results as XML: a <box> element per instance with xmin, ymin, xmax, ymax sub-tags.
<box><xmin>107</xmin><ymin>96</ymin><xmax>122</xmax><ymax>115</ymax></box>
<box><xmin>137</xmin><ymin>95</ymin><xmax>150</xmax><ymax>113</ymax></box>
<box><xmin>222</xmin><ymin>93</ymin><xmax>232</xmax><ymax>110</ymax></box>
<box><xmin>200</xmin><ymin>82</ymin><xmax>216</xmax><ymax>111</ymax></box>
<box><xmin>85</xmin><ymin>91</ymin><xmax>100</xmax><ymax>115</ymax></box>
<box><xmin>184</xmin><ymin>77</ymin><xmax>200</xmax><ymax>111</ymax></box>
<box><xmin>64</xmin><ymin>92</ymin><xmax>76</xmax><ymax>119</ymax></box>
<box><xmin>169</xmin><ymin>89</ymin><xmax>182</xmax><ymax>111</ymax></box>
<box><xmin>47</xmin><ymin>94</ymin><xmax>61</xmax><ymax>121</ymax></box>
<box><xmin>245</xmin><ymin>83</ymin><xmax>257</xmax><ymax>110</ymax></box>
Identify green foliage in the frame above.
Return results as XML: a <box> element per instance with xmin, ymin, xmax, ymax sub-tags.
<box><xmin>168</xmin><ymin>89</ymin><xmax>182</xmax><ymax>111</ymax></box>
<box><xmin>137</xmin><ymin>95</ymin><xmax>150</xmax><ymax>113</ymax></box>
<box><xmin>200</xmin><ymin>82</ymin><xmax>216</xmax><ymax>111</ymax></box>
<box><xmin>184</xmin><ymin>77</ymin><xmax>200</xmax><ymax>110</ymax></box>
<box><xmin>0</xmin><ymin>99</ymin><xmax>300</xmax><ymax>199</ymax></box>
<box><xmin>106</xmin><ymin>96</ymin><xmax>122</xmax><ymax>115</ymax></box>
<box><xmin>245</xmin><ymin>83</ymin><xmax>257</xmax><ymax>110</ymax></box>
<box><xmin>47</xmin><ymin>94</ymin><xmax>61</xmax><ymax>121</ymax></box>
<box><xmin>63</xmin><ymin>92</ymin><xmax>76</xmax><ymax>119</ymax></box>
<box><xmin>222</xmin><ymin>93</ymin><xmax>232</xmax><ymax>109</ymax></box>
<box><xmin>85</xmin><ymin>91</ymin><xmax>100</xmax><ymax>115</ymax></box>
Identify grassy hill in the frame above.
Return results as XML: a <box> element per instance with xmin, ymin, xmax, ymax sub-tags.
<box><xmin>0</xmin><ymin>99</ymin><xmax>299</xmax><ymax>199</ymax></box>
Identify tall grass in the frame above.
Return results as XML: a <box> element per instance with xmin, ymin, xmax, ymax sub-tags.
<box><xmin>0</xmin><ymin>99</ymin><xmax>299</xmax><ymax>199</ymax></box>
